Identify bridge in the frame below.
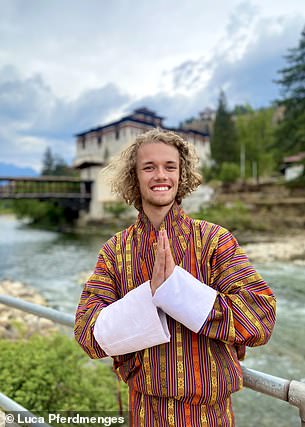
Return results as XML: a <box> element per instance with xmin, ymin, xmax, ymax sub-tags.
<box><xmin>0</xmin><ymin>176</ymin><xmax>93</xmax><ymax>211</ymax></box>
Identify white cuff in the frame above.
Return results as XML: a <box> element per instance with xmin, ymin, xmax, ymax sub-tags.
<box><xmin>93</xmin><ymin>281</ymin><xmax>170</xmax><ymax>356</ymax></box>
<box><xmin>152</xmin><ymin>266</ymin><xmax>217</xmax><ymax>333</ymax></box>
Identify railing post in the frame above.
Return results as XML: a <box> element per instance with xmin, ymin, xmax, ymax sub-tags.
<box><xmin>288</xmin><ymin>379</ymin><xmax>305</xmax><ymax>427</ymax></box>
<box><xmin>80</xmin><ymin>181</ymin><xmax>86</xmax><ymax>197</ymax></box>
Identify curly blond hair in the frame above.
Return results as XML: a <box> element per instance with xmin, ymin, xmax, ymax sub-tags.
<box><xmin>105</xmin><ymin>128</ymin><xmax>202</xmax><ymax>210</ymax></box>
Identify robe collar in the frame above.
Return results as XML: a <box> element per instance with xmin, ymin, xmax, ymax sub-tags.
<box><xmin>134</xmin><ymin>202</ymin><xmax>192</xmax><ymax>266</ymax></box>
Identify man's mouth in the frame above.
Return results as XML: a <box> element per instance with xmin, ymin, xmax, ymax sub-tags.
<box><xmin>151</xmin><ymin>185</ymin><xmax>171</xmax><ymax>192</ymax></box>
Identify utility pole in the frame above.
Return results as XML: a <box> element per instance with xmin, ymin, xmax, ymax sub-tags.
<box><xmin>252</xmin><ymin>160</ymin><xmax>258</xmax><ymax>184</ymax></box>
<box><xmin>240</xmin><ymin>144</ymin><xmax>246</xmax><ymax>182</ymax></box>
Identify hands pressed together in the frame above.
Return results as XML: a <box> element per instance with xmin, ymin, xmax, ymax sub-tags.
<box><xmin>150</xmin><ymin>229</ymin><xmax>176</xmax><ymax>296</ymax></box>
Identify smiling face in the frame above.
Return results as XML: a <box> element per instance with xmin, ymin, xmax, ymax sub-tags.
<box><xmin>136</xmin><ymin>142</ymin><xmax>180</xmax><ymax>213</ymax></box>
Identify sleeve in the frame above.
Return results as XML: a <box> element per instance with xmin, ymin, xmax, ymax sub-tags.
<box><xmin>152</xmin><ymin>266</ymin><xmax>217</xmax><ymax>333</ymax></box>
<box><xmin>74</xmin><ymin>247</ymin><xmax>118</xmax><ymax>359</ymax></box>
<box><xmin>198</xmin><ymin>229</ymin><xmax>276</xmax><ymax>348</ymax></box>
<box><xmin>94</xmin><ymin>281</ymin><xmax>170</xmax><ymax>356</ymax></box>
<box><xmin>74</xmin><ymin>243</ymin><xmax>170</xmax><ymax>359</ymax></box>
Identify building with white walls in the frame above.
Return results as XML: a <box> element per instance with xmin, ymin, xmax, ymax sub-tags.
<box><xmin>74</xmin><ymin>107</ymin><xmax>211</xmax><ymax>220</ymax></box>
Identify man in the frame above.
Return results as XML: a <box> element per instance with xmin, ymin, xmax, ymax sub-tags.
<box><xmin>74</xmin><ymin>129</ymin><xmax>276</xmax><ymax>426</ymax></box>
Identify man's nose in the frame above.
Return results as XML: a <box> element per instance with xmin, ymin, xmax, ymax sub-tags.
<box><xmin>155</xmin><ymin>167</ymin><xmax>167</xmax><ymax>180</ymax></box>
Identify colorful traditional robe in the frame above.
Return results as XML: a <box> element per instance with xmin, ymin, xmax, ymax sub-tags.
<box><xmin>74</xmin><ymin>204</ymin><xmax>276</xmax><ymax>426</ymax></box>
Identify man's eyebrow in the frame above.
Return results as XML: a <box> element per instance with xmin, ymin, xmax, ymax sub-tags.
<box><xmin>141</xmin><ymin>160</ymin><xmax>178</xmax><ymax>165</ymax></box>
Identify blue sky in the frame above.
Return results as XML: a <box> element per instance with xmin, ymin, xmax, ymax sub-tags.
<box><xmin>0</xmin><ymin>0</ymin><xmax>304</xmax><ymax>171</ymax></box>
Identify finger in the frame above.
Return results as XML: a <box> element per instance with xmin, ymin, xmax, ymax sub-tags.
<box><xmin>164</xmin><ymin>230</ymin><xmax>172</xmax><ymax>258</ymax></box>
<box><xmin>155</xmin><ymin>232</ymin><xmax>163</xmax><ymax>259</ymax></box>
<box><xmin>163</xmin><ymin>231</ymin><xmax>175</xmax><ymax>279</ymax></box>
<box><xmin>152</xmin><ymin>232</ymin><xmax>166</xmax><ymax>288</ymax></box>
<box><xmin>155</xmin><ymin>231</ymin><xmax>165</xmax><ymax>267</ymax></box>
<box><xmin>158</xmin><ymin>243</ymin><xmax>165</xmax><ymax>268</ymax></box>
<box><xmin>159</xmin><ymin>230</ymin><xmax>164</xmax><ymax>249</ymax></box>
<box><xmin>163</xmin><ymin>229</ymin><xmax>170</xmax><ymax>249</ymax></box>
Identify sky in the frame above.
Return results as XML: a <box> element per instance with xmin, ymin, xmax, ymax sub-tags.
<box><xmin>0</xmin><ymin>0</ymin><xmax>304</xmax><ymax>172</ymax></box>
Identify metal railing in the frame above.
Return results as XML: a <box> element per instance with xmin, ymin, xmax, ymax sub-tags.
<box><xmin>0</xmin><ymin>392</ymin><xmax>52</xmax><ymax>427</ymax></box>
<box><xmin>0</xmin><ymin>294</ymin><xmax>305</xmax><ymax>426</ymax></box>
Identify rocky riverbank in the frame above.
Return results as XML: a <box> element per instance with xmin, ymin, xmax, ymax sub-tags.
<box><xmin>0</xmin><ymin>280</ymin><xmax>57</xmax><ymax>339</ymax></box>
<box><xmin>0</xmin><ymin>231</ymin><xmax>304</xmax><ymax>341</ymax></box>
<box><xmin>242</xmin><ymin>232</ymin><xmax>305</xmax><ymax>263</ymax></box>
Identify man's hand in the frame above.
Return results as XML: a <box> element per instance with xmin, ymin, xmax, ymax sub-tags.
<box><xmin>164</xmin><ymin>230</ymin><xmax>175</xmax><ymax>280</ymax></box>
<box><xmin>151</xmin><ymin>230</ymin><xmax>175</xmax><ymax>296</ymax></box>
<box><xmin>151</xmin><ymin>230</ymin><xmax>165</xmax><ymax>296</ymax></box>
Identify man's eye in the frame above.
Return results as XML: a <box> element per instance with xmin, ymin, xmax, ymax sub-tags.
<box><xmin>167</xmin><ymin>166</ymin><xmax>177</xmax><ymax>170</ymax></box>
<box><xmin>143</xmin><ymin>166</ymin><xmax>153</xmax><ymax>171</ymax></box>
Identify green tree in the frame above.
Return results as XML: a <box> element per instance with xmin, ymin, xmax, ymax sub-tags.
<box><xmin>275</xmin><ymin>26</ymin><xmax>305</xmax><ymax>154</ymax></box>
<box><xmin>41</xmin><ymin>147</ymin><xmax>77</xmax><ymax>177</ymax></box>
<box><xmin>211</xmin><ymin>90</ymin><xmax>239</xmax><ymax>166</ymax></box>
<box><xmin>52</xmin><ymin>154</ymin><xmax>76</xmax><ymax>176</ymax></box>
<box><xmin>41</xmin><ymin>147</ymin><xmax>55</xmax><ymax>176</ymax></box>
<box><xmin>233</xmin><ymin>104</ymin><xmax>254</xmax><ymax>116</ymax></box>
<box><xmin>235</xmin><ymin>107</ymin><xmax>277</xmax><ymax>181</ymax></box>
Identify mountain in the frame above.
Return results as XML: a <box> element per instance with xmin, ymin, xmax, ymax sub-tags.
<box><xmin>0</xmin><ymin>162</ymin><xmax>38</xmax><ymax>177</ymax></box>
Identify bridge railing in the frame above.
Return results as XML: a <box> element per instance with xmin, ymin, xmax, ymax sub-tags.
<box><xmin>0</xmin><ymin>294</ymin><xmax>305</xmax><ymax>426</ymax></box>
<box><xmin>0</xmin><ymin>176</ymin><xmax>92</xmax><ymax>200</ymax></box>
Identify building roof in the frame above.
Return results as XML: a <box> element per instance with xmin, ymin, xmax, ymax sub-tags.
<box><xmin>133</xmin><ymin>107</ymin><xmax>164</xmax><ymax>119</ymax></box>
<box><xmin>165</xmin><ymin>126</ymin><xmax>209</xmax><ymax>138</ymax></box>
<box><xmin>76</xmin><ymin>108</ymin><xmax>209</xmax><ymax>138</ymax></box>
<box><xmin>283</xmin><ymin>152</ymin><xmax>305</xmax><ymax>164</ymax></box>
<box><xmin>75</xmin><ymin>116</ymin><xmax>153</xmax><ymax>137</ymax></box>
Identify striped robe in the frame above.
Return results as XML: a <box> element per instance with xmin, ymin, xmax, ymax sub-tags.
<box><xmin>74</xmin><ymin>204</ymin><xmax>276</xmax><ymax>426</ymax></box>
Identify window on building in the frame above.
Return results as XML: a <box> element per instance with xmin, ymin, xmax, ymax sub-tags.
<box><xmin>81</xmin><ymin>136</ymin><xmax>86</xmax><ymax>150</ymax></box>
<box><xmin>115</xmin><ymin>126</ymin><xmax>120</xmax><ymax>140</ymax></box>
<box><xmin>97</xmin><ymin>135</ymin><xmax>102</xmax><ymax>147</ymax></box>
<box><xmin>104</xmin><ymin>147</ymin><xmax>110</xmax><ymax>162</ymax></box>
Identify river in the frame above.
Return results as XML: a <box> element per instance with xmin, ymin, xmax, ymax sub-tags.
<box><xmin>0</xmin><ymin>215</ymin><xmax>304</xmax><ymax>426</ymax></box>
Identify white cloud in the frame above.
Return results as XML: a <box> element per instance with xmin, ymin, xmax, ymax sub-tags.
<box><xmin>0</xmin><ymin>0</ymin><xmax>304</xmax><ymax>169</ymax></box>
<box><xmin>0</xmin><ymin>0</ymin><xmax>271</xmax><ymax>99</ymax></box>
<box><xmin>156</xmin><ymin>9</ymin><xmax>304</xmax><ymax>110</ymax></box>
<box><xmin>0</xmin><ymin>65</ymin><xmax>130</xmax><ymax>170</ymax></box>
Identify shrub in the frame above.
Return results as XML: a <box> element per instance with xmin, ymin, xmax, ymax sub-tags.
<box><xmin>201</xmin><ymin>165</ymin><xmax>219</xmax><ymax>182</ymax></box>
<box><xmin>191</xmin><ymin>201</ymin><xmax>267</xmax><ymax>233</ymax></box>
<box><xmin>11</xmin><ymin>200</ymin><xmax>78</xmax><ymax>230</ymax></box>
<box><xmin>0</xmin><ymin>333</ymin><xmax>128</xmax><ymax>415</ymax></box>
<box><xmin>104</xmin><ymin>202</ymin><xmax>128</xmax><ymax>219</ymax></box>
<box><xmin>218</xmin><ymin>162</ymin><xmax>240</xmax><ymax>183</ymax></box>
<box><xmin>0</xmin><ymin>200</ymin><xmax>13</xmax><ymax>214</ymax></box>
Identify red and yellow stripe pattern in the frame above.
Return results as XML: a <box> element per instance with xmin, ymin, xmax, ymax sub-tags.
<box><xmin>74</xmin><ymin>204</ymin><xmax>276</xmax><ymax>424</ymax></box>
